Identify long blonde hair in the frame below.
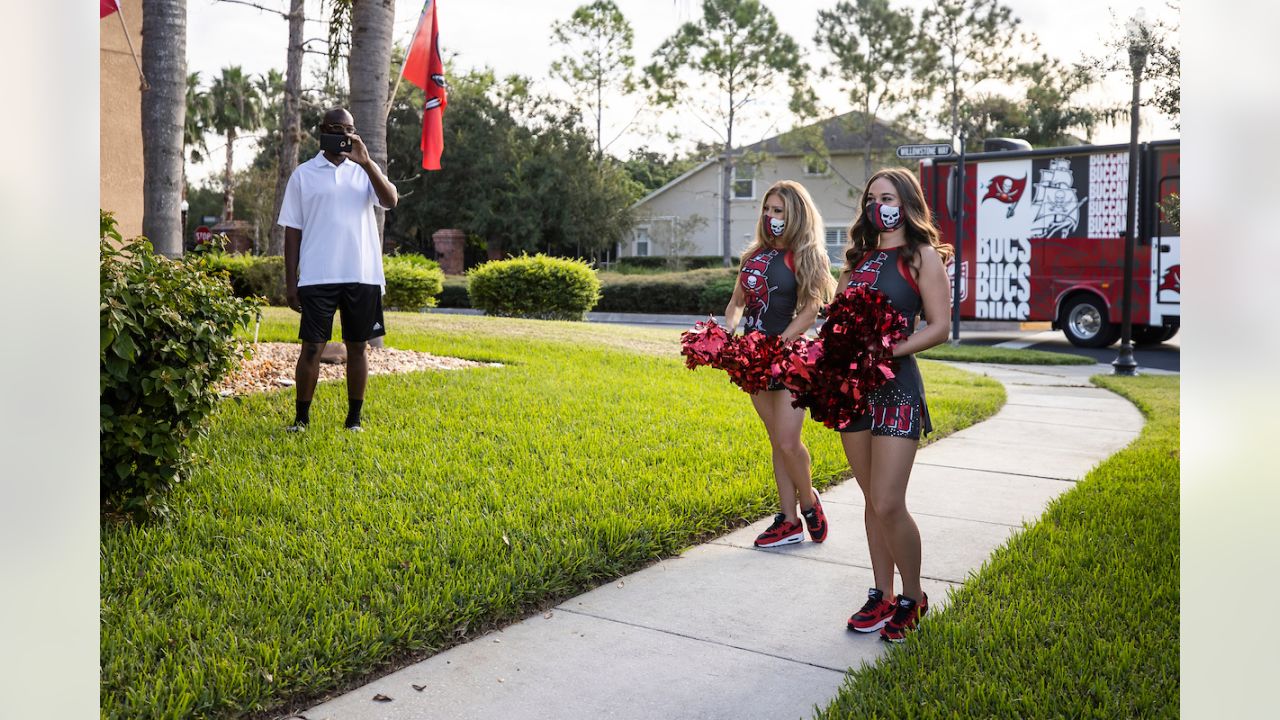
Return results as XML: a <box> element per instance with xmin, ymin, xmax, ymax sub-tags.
<box><xmin>740</xmin><ymin>180</ymin><xmax>836</xmax><ymax>309</ymax></box>
<box><xmin>844</xmin><ymin>167</ymin><xmax>954</xmax><ymax>271</ymax></box>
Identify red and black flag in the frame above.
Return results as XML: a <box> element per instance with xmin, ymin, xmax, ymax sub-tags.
<box><xmin>402</xmin><ymin>0</ymin><xmax>447</xmax><ymax>170</ymax></box>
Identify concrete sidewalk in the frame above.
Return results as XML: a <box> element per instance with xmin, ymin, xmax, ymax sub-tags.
<box><xmin>304</xmin><ymin>363</ymin><xmax>1144</xmax><ymax>720</ymax></box>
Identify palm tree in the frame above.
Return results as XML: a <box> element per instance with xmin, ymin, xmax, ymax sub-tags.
<box><xmin>141</xmin><ymin>0</ymin><xmax>187</xmax><ymax>256</ymax></box>
<box><xmin>208</xmin><ymin>66</ymin><xmax>264</xmax><ymax>221</ymax></box>
<box><xmin>184</xmin><ymin>72</ymin><xmax>213</xmax><ymax>165</ymax></box>
<box><xmin>346</xmin><ymin>0</ymin><xmax>395</xmax><ymax>242</ymax></box>
<box><xmin>269</xmin><ymin>0</ymin><xmax>306</xmax><ymax>256</ymax></box>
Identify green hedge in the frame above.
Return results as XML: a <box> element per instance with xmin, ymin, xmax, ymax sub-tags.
<box><xmin>595</xmin><ymin>268</ymin><xmax>736</xmax><ymax>315</ymax></box>
<box><xmin>439</xmin><ymin>275</ymin><xmax>471</xmax><ymax>308</ymax></box>
<box><xmin>383</xmin><ymin>254</ymin><xmax>445</xmax><ymax>311</ymax></box>
<box><xmin>467</xmin><ymin>254</ymin><xmax>601</xmax><ymax>321</ymax></box>
<box><xmin>439</xmin><ymin>267</ymin><xmax>739</xmax><ymax>315</ymax></box>
<box><xmin>204</xmin><ymin>253</ymin><xmax>443</xmax><ymax>310</ymax></box>
<box><xmin>203</xmin><ymin>253</ymin><xmax>286</xmax><ymax>306</ymax></box>
<box><xmin>100</xmin><ymin>212</ymin><xmax>260</xmax><ymax>518</ymax></box>
<box><xmin>614</xmin><ymin>255</ymin><xmax>738</xmax><ymax>273</ymax></box>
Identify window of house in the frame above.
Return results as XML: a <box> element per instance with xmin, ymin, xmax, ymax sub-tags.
<box><xmin>732</xmin><ymin>163</ymin><xmax>756</xmax><ymax>200</ymax></box>
<box><xmin>804</xmin><ymin>157</ymin><xmax>830</xmax><ymax>176</ymax></box>
<box><xmin>825</xmin><ymin>226</ymin><xmax>846</xmax><ymax>264</ymax></box>
<box><xmin>634</xmin><ymin>226</ymin><xmax>651</xmax><ymax>257</ymax></box>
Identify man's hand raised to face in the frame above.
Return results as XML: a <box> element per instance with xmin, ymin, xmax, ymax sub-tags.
<box><xmin>346</xmin><ymin>133</ymin><xmax>371</xmax><ymax>167</ymax></box>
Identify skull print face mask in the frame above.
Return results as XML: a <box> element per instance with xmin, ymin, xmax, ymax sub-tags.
<box><xmin>866</xmin><ymin>202</ymin><xmax>903</xmax><ymax>232</ymax></box>
<box><xmin>766</xmin><ymin>216</ymin><xmax>786</xmax><ymax>238</ymax></box>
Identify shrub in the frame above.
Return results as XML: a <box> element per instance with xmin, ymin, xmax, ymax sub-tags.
<box><xmin>614</xmin><ymin>255</ymin><xmax>738</xmax><ymax>274</ymax></box>
<box><xmin>595</xmin><ymin>268</ymin><xmax>735</xmax><ymax>314</ymax></box>
<box><xmin>439</xmin><ymin>275</ymin><xmax>470</xmax><ymax>308</ymax></box>
<box><xmin>203</xmin><ymin>253</ymin><xmax>286</xmax><ymax>305</ymax></box>
<box><xmin>100</xmin><ymin>213</ymin><xmax>260</xmax><ymax>518</ymax></box>
<box><xmin>468</xmin><ymin>254</ymin><xmax>600</xmax><ymax>320</ymax></box>
<box><xmin>383</xmin><ymin>254</ymin><xmax>444</xmax><ymax>311</ymax></box>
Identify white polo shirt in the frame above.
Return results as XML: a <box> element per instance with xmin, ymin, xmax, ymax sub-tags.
<box><xmin>277</xmin><ymin>152</ymin><xmax>391</xmax><ymax>288</ymax></box>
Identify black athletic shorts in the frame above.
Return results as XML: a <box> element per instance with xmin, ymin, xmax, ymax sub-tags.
<box><xmin>297</xmin><ymin>283</ymin><xmax>386</xmax><ymax>343</ymax></box>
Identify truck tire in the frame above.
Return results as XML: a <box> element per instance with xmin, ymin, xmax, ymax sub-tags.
<box><xmin>1061</xmin><ymin>295</ymin><xmax>1120</xmax><ymax>348</ymax></box>
<box><xmin>1133</xmin><ymin>325</ymin><xmax>1178</xmax><ymax>346</ymax></box>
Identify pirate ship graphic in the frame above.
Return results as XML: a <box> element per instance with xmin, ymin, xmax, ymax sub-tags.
<box><xmin>1030</xmin><ymin>158</ymin><xmax>1088</xmax><ymax>238</ymax></box>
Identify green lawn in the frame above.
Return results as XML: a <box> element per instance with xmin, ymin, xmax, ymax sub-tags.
<box><xmin>918</xmin><ymin>342</ymin><xmax>1092</xmax><ymax>365</ymax></box>
<box><xmin>815</xmin><ymin>374</ymin><xmax>1178</xmax><ymax>719</ymax></box>
<box><xmin>101</xmin><ymin>309</ymin><xmax>1005</xmax><ymax>719</ymax></box>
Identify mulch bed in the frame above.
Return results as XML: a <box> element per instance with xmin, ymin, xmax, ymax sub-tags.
<box><xmin>215</xmin><ymin>342</ymin><xmax>499</xmax><ymax>396</ymax></box>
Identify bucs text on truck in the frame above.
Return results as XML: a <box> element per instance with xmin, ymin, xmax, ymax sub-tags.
<box><xmin>918</xmin><ymin>138</ymin><xmax>1179</xmax><ymax>347</ymax></box>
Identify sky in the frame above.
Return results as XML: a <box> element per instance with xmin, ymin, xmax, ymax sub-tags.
<box><xmin>184</xmin><ymin>0</ymin><xmax>1178</xmax><ymax>184</ymax></box>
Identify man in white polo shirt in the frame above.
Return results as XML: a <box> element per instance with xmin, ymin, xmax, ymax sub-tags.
<box><xmin>278</xmin><ymin>107</ymin><xmax>399</xmax><ymax>432</ymax></box>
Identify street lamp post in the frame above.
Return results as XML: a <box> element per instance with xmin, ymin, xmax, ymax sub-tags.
<box><xmin>1112</xmin><ymin>8</ymin><xmax>1150</xmax><ymax>376</ymax></box>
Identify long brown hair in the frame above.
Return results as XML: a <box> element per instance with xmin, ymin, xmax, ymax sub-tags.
<box><xmin>740</xmin><ymin>180</ymin><xmax>837</xmax><ymax>309</ymax></box>
<box><xmin>844</xmin><ymin>167</ymin><xmax>954</xmax><ymax>272</ymax></box>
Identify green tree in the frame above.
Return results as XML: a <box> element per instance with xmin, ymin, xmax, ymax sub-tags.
<box><xmin>962</xmin><ymin>54</ymin><xmax>1100</xmax><ymax>147</ymax></box>
<box><xmin>621</xmin><ymin>146</ymin><xmax>701</xmax><ymax>194</ymax></box>
<box><xmin>184</xmin><ymin>72</ymin><xmax>212</xmax><ymax>165</ymax></box>
<box><xmin>1087</xmin><ymin>3</ymin><xmax>1180</xmax><ymax>131</ymax></box>
<box><xmin>918</xmin><ymin>0</ymin><xmax>1024</xmax><ymax>150</ymax></box>
<box><xmin>550</xmin><ymin>0</ymin><xmax>638</xmax><ymax>160</ymax></box>
<box><xmin>645</xmin><ymin>0</ymin><xmax>810</xmax><ymax>266</ymax></box>
<box><xmin>208</xmin><ymin>66</ymin><xmax>264</xmax><ymax>222</ymax></box>
<box><xmin>385</xmin><ymin>68</ymin><xmax>637</xmax><ymax>263</ymax></box>
<box><xmin>815</xmin><ymin>0</ymin><xmax>923</xmax><ymax>178</ymax></box>
<box><xmin>141</xmin><ymin>0</ymin><xmax>188</xmax><ymax>256</ymax></box>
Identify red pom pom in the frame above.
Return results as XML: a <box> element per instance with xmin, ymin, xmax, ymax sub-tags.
<box><xmin>718</xmin><ymin>331</ymin><xmax>786</xmax><ymax>394</ymax></box>
<box><xmin>777</xmin><ymin>285</ymin><xmax>910</xmax><ymax>429</ymax></box>
<box><xmin>679</xmin><ymin>317</ymin><xmax>732</xmax><ymax>370</ymax></box>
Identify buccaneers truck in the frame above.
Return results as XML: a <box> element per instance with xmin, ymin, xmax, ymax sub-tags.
<box><xmin>918</xmin><ymin>139</ymin><xmax>1180</xmax><ymax>347</ymax></box>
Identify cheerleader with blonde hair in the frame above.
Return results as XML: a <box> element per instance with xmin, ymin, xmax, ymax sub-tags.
<box><xmin>724</xmin><ymin>180</ymin><xmax>837</xmax><ymax>548</ymax></box>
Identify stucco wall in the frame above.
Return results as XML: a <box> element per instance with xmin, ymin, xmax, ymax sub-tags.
<box><xmin>100</xmin><ymin>0</ymin><xmax>145</xmax><ymax>239</ymax></box>
<box><xmin>630</xmin><ymin>153</ymin><xmax>878</xmax><ymax>264</ymax></box>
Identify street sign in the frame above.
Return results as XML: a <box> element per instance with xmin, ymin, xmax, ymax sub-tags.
<box><xmin>194</xmin><ymin>225</ymin><xmax>213</xmax><ymax>245</ymax></box>
<box><xmin>896</xmin><ymin>143</ymin><xmax>954</xmax><ymax>159</ymax></box>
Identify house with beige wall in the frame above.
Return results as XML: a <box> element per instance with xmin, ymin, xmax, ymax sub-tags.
<box><xmin>100</xmin><ymin>0</ymin><xmax>146</xmax><ymax>239</ymax></box>
<box><xmin>626</xmin><ymin>113</ymin><xmax>915</xmax><ymax>266</ymax></box>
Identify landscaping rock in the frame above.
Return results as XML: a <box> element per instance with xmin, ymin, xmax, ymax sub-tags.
<box><xmin>320</xmin><ymin>342</ymin><xmax>347</xmax><ymax>364</ymax></box>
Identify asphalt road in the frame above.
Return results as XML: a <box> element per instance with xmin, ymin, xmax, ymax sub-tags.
<box><xmin>951</xmin><ymin>328</ymin><xmax>1181</xmax><ymax>372</ymax></box>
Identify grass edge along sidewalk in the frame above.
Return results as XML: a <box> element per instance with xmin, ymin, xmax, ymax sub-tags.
<box><xmin>918</xmin><ymin>343</ymin><xmax>1092</xmax><ymax>365</ymax></box>
<box><xmin>814</xmin><ymin>374</ymin><xmax>1178</xmax><ymax>720</ymax></box>
<box><xmin>99</xmin><ymin>311</ymin><xmax>1005</xmax><ymax>720</ymax></box>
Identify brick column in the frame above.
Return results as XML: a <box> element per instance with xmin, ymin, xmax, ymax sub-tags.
<box><xmin>432</xmin><ymin>229</ymin><xmax>466</xmax><ymax>275</ymax></box>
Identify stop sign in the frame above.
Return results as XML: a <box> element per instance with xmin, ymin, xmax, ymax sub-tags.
<box><xmin>194</xmin><ymin>225</ymin><xmax>213</xmax><ymax>245</ymax></box>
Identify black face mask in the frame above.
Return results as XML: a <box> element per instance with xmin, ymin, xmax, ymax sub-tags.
<box><xmin>866</xmin><ymin>202</ymin><xmax>904</xmax><ymax>232</ymax></box>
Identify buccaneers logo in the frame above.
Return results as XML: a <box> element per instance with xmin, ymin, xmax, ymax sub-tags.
<box><xmin>741</xmin><ymin>250</ymin><xmax>779</xmax><ymax>330</ymax></box>
<box><xmin>848</xmin><ymin>251</ymin><xmax>887</xmax><ymax>289</ymax></box>
<box><xmin>982</xmin><ymin>174</ymin><xmax>1028</xmax><ymax>218</ymax></box>
<box><xmin>1158</xmin><ymin>264</ymin><xmax>1180</xmax><ymax>294</ymax></box>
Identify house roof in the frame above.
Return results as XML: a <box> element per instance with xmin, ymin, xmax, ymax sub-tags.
<box><xmin>632</xmin><ymin>111</ymin><xmax>919</xmax><ymax>208</ymax></box>
<box><xmin>735</xmin><ymin>111</ymin><xmax>918</xmax><ymax>157</ymax></box>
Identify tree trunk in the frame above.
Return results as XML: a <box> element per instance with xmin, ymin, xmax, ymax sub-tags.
<box><xmin>348</xmin><ymin>0</ymin><xmax>395</xmax><ymax>247</ymax></box>
<box><xmin>141</xmin><ymin>0</ymin><xmax>187</xmax><ymax>257</ymax></box>
<box><xmin>269</xmin><ymin>0</ymin><xmax>305</xmax><ymax>256</ymax></box>
<box><xmin>222</xmin><ymin>128</ymin><xmax>236</xmax><ymax>220</ymax></box>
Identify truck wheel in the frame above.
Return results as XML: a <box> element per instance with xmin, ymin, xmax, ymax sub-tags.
<box><xmin>1133</xmin><ymin>325</ymin><xmax>1178</xmax><ymax>346</ymax></box>
<box><xmin>1061</xmin><ymin>295</ymin><xmax>1120</xmax><ymax>348</ymax></box>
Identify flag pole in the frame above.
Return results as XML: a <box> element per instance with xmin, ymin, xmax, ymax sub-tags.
<box><xmin>112</xmin><ymin>1</ymin><xmax>150</xmax><ymax>91</ymax></box>
<box><xmin>385</xmin><ymin>1</ymin><xmax>432</xmax><ymax>120</ymax></box>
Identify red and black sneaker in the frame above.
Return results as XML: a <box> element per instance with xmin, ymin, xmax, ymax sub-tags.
<box><xmin>800</xmin><ymin>489</ymin><xmax>828</xmax><ymax>543</ymax></box>
<box><xmin>846</xmin><ymin>588</ymin><xmax>895</xmax><ymax>633</ymax></box>
<box><xmin>880</xmin><ymin>592</ymin><xmax>929</xmax><ymax>643</ymax></box>
<box><xmin>753</xmin><ymin>513</ymin><xmax>804</xmax><ymax>548</ymax></box>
